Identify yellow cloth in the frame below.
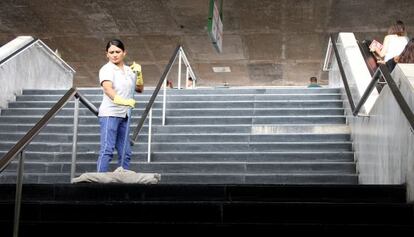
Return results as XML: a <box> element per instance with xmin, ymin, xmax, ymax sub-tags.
<box><xmin>113</xmin><ymin>95</ymin><xmax>135</xmax><ymax>108</ymax></box>
<box><xmin>130</xmin><ymin>61</ymin><xmax>144</xmax><ymax>86</ymax></box>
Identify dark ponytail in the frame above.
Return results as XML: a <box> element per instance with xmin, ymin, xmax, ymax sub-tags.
<box><xmin>105</xmin><ymin>39</ymin><xmax>125</xmax><ymax>52</ymax></box>
<box><xmin>398</xmin><ymin>38</ymin><xmax>414</xmax><ymax>63</ymax></box>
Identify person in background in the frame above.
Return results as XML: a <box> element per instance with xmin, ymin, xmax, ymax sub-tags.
<box><xmin>307</xmin><ymin>76</ymin><xmax>322</xmax><ymax>88</ymax></box>
<box><xmin>166</xmin><ymin>79</ymin><xmax>173</xmax><ymax>88</ymax></box>
<box><xmin>97</xmin><ymin>39</ymin><xmax>144</xmax><ymax>172</ymax></box>
<box><xmin>370</xmin><ymin>20</ymin><xmax>409</xmax><ymax>64</ymax></box>
<box><xmin>186</xmin><ymin>77</ymin><xmax>194</xmax><ymax>89</ymax></box>
<box><xmin>386</xmin><ymin>38</ymin><xmax>414</xmax><ymax>72</ymax></box>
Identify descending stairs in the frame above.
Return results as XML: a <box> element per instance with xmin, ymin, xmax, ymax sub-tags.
<box><xmin>0</xmin><ymin>184</ymin><xmax>413</xmax><ymax>235</ymax></box>
<box><xmin>0</xmin><ymin>87</ymin><xmax>356</xmax><ymax>184</ymax></box>
<box><xmin>1</xmin><ymin>87</ymin><xmax>413</xmax><ymax>234</ymax></box>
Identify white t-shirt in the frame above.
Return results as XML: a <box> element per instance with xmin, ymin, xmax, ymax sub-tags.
<box><xmin>98</xmin><ymin>62</ymin><xmax>135</xmax><ymax>118</ymax></box>
<box><xmin>384</xmin><ymin>35</ymin><xmax>409</xmax><ymax>62</ymax></box>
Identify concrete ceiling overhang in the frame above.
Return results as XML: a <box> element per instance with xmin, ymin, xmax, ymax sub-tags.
<box><xmin>1</xmin><ymin>0</ymin><xmax>413</xmax><ymax>87</ymax></box>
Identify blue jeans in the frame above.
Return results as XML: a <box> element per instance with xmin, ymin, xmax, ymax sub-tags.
<box><xmin>97</xmin><ymin>116</ymin><xmax>131</xmax><ymax>172</ymax></box>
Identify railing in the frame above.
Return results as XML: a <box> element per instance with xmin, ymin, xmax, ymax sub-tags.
<box><xmin>326</xmin><ymin>33</ymin><xmax>356</xmax><ymax>112</ymax></box>
<box><xmin>131</xmin><ymin>45</ymin><xmax>196</xmax><ymax>162</ymax></box>
<box><xmin>356</xmin><ymin>39</ymin><xmax>385</xmax><ymax>92</ymax></box>
<box><xmin>325</xmin><ymin>33</ymin><xmax>414</xmax><ymax>130</ymax></box>
<box><xmin>0</xmin><ymin>44</ymin><xmax>196</xmax><ymax>236</ymax></box>
<box><xmin>357</xmin><ymin>40</ymin><xmax>380</xmax><ymax>77</ymax></box>
<box><xmin>0</xmin><ymin>37</ymin><xmax>38</xmax><ymax>66</ymax></box>
<box><xmin>0</xmin><ymin>87</ymin><xmax>98</xmax><ymax>237</ymax></box>
<box><xmin>0</xmin><ymin>37</ymin><xmax>75</xmax><ymax>73</ymax></box>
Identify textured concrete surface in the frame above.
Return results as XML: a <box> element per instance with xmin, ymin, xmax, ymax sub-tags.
<box><xmin>356</xmin><ymin>65</ymin><xmax>414</xmax><ymax>202</ymax></box>
<box><xmin>1</xmin><ymin>0</ymin><xmax>414</xmax><ymax>87</ymax></box>
<box><xmin>0</xmin><ymin>37</ymin><xmax>74</xmax><ymax>108</ymax></box>
<box><xmin>330</xmin><ymin>46</ymin><xmax>414</xmax><ymax>202</ymax></box>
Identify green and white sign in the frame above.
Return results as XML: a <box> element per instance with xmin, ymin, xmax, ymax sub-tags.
<box><xmin>207</xmin><ymin>0</ymin><xmax>223</xmax><ymax>53</ymax></box>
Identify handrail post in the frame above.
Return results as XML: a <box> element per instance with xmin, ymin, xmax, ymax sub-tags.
<box><xmin>323</xmin><ymin>37</ymin><xmax>333</xmax><ymax>71</ymax></box>
<box><xmin>13</xmin><ymin>151</ymin><xmax>25</xmax><ymax>237</ymax></box>
<box><xmin>330</xmin><ymin>34</ymin><xmax>356</xmax><ymax>112</ymax></box>
<box><xmin>70</xmin><ymin>96</ymin><xmax>80</xmax><ymax>182</ymax></box>
<box><xmin>147</xmin><ymin>108</ymin><xmax>153</xmax><ymax>162</ymax></box>
<box><xmin>0</xmin><ymin>87</ymin><xmax>102</xmax><ymax>237</ymax></box>
<box><xmin>352</xmin><ymin>68</ymin><xmax>382</xmax><ymax>116</ymax></box>
<box><xmin>179</xmin><ymin>47</ymin><xmax>196</xmax><ymax>82</ymax></box>
<box><xmin>177</xmin><ymin>49</ymin><xmax>182</xmax><ymax>89</ymax></box>
<box><xmin>162</xmin><ymin>78</ymin><xmax>167</xmax><ymax>126</ymax></box>
<box><xmin>185</xmin><ymin>67</ymin><xmax>189</xmax><ymax>89</ymax></box>
<box><xmin>131</xmin><ymin>45</ymin><xmax>191</xmax><ymax>142</ymax></box>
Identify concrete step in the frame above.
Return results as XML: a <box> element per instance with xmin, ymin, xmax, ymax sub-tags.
<box><xmin>2</xmin><ymin>161</ymin><xmax>356</xmax><ymax>175</ymax></box>
<box><xmin>0</xmin><ymin>172</ymin><xmax>358</xmax><ymax>184</ymax></box>
<box><xmin>0</xmin><ymin>124</ymin><xmax>350</xmax><ymax>134</ymax></box>
<box><xmin>0</xmin><ymin>183</ymin><xmax>406</xmax><ymax>203</ymax></box>
<box><xmin>1</xmin><ymin>184</ymin><xmax>412</xmax><ymax>235</ymax></box>
<box><xmin>161</xmin><ymin>173</ymin><xmax>358</xmax><ymax>184</ymax></box>
<box><xmin>22</xmin><ymin>87</ymin><xmax>341</xmax><ymax>95</ymax></box>
<box><xmin>1</xmin><ymin>107</ymin><xmax>345</xmax><ymax>116</ymax></box>
<box><xmin>0</xmin><ymin>124</ymin><xmax>250</xmax><ymax>134</ymax></box>
<box><xmin>0</xmin><ymin>141</ymin><xmax>353</xmax><ymax>153</ymax></box>
<box><xmin>0</xmin><ymin>151</ymin><xmax>355</xmax><ymax>162</ymax></box>
<box><xmin>15</xmin><ymin>94</ymin><xmax>342</xmax><ymax>102</ymax></box>
<box><xmin>7</xmin><ymin>100</ymin><xmax>345</xmax><ymax>109</ymax></box>
<box><xmin>0</xmin><ymin>115</ymin><xmax>347</xmax><ymax>125</ymax></box>
<box><xmin>0</xmin><ymin>132</ymin><xmax>351</xmax><ymax>143</ymax></box>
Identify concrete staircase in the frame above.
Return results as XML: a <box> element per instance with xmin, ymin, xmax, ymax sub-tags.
<box><xmin>0</xmin><ymin>87</ymin><xmax>357</xmax><ymax>184</ymax></box>
<box><xmin>1</xmin><ymin>184</ymin><xmax>413</xmax><ymax>235</ymax></box>
<box><xmin>3</xmin><ymin>87</ymin><xmax>414</xmax><ymax>234</ymax></box>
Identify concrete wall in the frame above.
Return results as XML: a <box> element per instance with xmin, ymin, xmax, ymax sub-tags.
<box><xmin>0</xmin><ymin>36</ymin><xmax>74</xmax><ymax>108</ymax></box>
<box><xmin>328</xmin><ymin>34</ymin><xmax>414</xmax><ymax>202</ymax></box>
<box><xmin>1</xmin><ymin>0</ymin><xmax>414</xmax><ymax>87</ymax></box>
<box><xmin>354</xmin><ymin>65</ymin><xmax>414</xmax><ymax>202</ymax></box>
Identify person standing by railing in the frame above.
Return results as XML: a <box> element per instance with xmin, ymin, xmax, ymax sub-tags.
<box><xmin>97</xmin><ymin>39</ymin><xmax>144</xmax><ymax>172</ymax></box>
<box><xmin>386</xmin><ymin>38</ymin><xmax>414</xmax><ymax>72</ymax></box>
<box><xmin>370</xmin><ymin>20</ymin><xmax>409</xmax><ymax>64</ymax></box>
<box><xmin>186</xmin><ymin>77</ymin><xmax>194</xmax><ymax>89</ymax></box>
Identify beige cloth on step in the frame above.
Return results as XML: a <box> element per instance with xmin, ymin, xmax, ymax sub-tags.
<box><xmin>72</xmin><ymin>167</ymin><xmax>161</xmax><ymax>184</ymax></box>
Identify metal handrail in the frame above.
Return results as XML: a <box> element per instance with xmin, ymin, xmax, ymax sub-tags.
<box><xmin>131</xmin><ymin>45</ymin><xmax>181</xmax><ymax>141</ymax></box>
<box><xmin>355</xmin><ymin>64</ymin><xmax>414</xmax><ymax>129</ymax></box>
<box><xmin>0</xmin><ymin>88</ymin><xmax>98</xmax><ymax>172</ymax></box>
<box><xmin>329</xmin><ymin>33</ymin><xmax>356</xmax><ymax>112</ymax></box>
<box><xmin>0</xmin><ymin>88</ymin><xmax>73</xmax><ymax>171</ymax></box>
<box><xmin>75</xmin><ymin>91</ymin><xmax>99</xmax><ymax>116</ymax></box>
<box><xmin>0</xmin><ymin>38</ymin><xmax>75</xmax><ymax>74</ymax></box>
<box><xmin>130</xmin><ymin>45</ymin><xmax>196</xmax><ymax>162</ymax></box>
<box><xmin>328</xmin><ymin>33</ymin><xmax>414</xmax><ymax>131</ymax></box>
<box><xmin>0</xmin><ymin>87</ymin><xmax>98</xmax><ymax>237</ymax></box>
<box><xmin>356</xmin><ymin>40</ymin><xmax>384</xmax><ymax>93</ymax></box>
<box><xmin>0</xmin><ymin>38</ymin><xmax>38</xmax><ymax>66</ymax></box>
